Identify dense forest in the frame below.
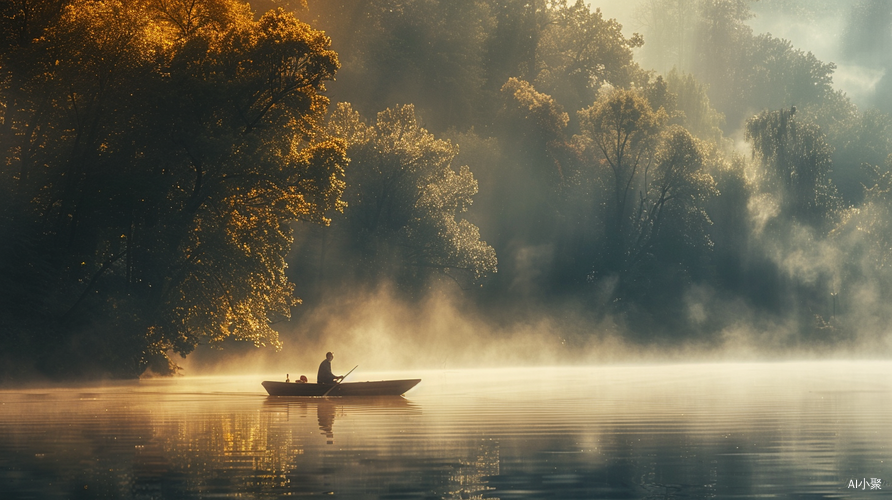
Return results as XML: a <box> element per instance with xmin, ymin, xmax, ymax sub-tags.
<box><xmin>2</xmin><ymin>0</ymin><xmax>891</xmax><ymax>379</ymax></box>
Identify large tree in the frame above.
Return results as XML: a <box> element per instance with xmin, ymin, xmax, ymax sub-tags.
<box><xmin>322</xmin><ymin>103</ymin><xmax>497</xmax><ymax>291</ymax></box>
<box><xmin>628</xmin><ymin>126</ymin><xmax>717</xmax><ymax>274</ymax></box>
<box><xmin>304</xmin><ymin>0</ymin><xmax>495</xmax><ymax>132</ymax></box>
<box><xmin>745</xmin><ymin>107</ymin><xmax>842</xmax><ymax>231</ymax></box>
<box><xmin>503</xmin><ymin>81</ymin><xmax>718</xmax><ymax>309</ymax></box>
<box><xmin>577</xmin><ymin>87</ymin><xmax>667</xmax><ymax>271</ymax></box>
<box><xmin>533</xmin><ymin>0</ymin><xmax>644</xmax><ymax>113</ymax></box>
<box><xmin>0</xmin><ymin>0</ymin><xmax>346</xmax><ymax>378</ymax></box>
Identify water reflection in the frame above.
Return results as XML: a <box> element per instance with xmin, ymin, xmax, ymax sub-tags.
<box><xmin>318</xmin><ymin>400</ymin><xmax>335</xmax><ymax>443</ymax></box>
<box><xmin>261</xmin><ymin>396</ymin><xmax>416</xmax><ymax>445</ymax></box>
<box><xmin>0</xmin><ymin>362</ymin><xmax>891</xmax><ymax>498</ymax></box>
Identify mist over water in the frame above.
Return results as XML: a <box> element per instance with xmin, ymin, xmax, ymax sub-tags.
<box><xmin>179</xmin><ymin>283</ymin><xmax>892</xmax><ymax>378</ymax></box>
<box><xmin>4</xmin><ymin>362</ymin><xmax>892</xmax><ymax>498</ymax></box>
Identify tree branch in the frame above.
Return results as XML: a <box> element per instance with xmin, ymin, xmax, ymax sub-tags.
<box><xmin>63</xmin><ymin>250</ymin><xmax>126</xmax><ymax>320</ymax></box>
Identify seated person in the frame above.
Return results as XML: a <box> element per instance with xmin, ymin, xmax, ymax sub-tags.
<box><xmin>317</xmin><ymin>352</ymin><xmax>344</xmax><ymax>384</ymax></box>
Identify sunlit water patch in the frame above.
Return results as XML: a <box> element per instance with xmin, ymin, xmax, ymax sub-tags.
<box><xmin>1</xmin><ymin>361</ymin><xmax>890</xmax><ymax>499</ymax></box>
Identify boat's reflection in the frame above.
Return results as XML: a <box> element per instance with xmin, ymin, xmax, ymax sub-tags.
<box><xmin>263</xmin><ymin>396</ymin><xmax>419</xmax><ymax>444</ymax></box>
<box><xmin>263</xmin><ymin>395</ymin><xmax>416</xmax><ymax>410</ymax></box>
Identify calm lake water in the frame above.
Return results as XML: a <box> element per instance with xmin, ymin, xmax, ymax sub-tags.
<box><xmin>1</xmin><ymin>361</ymin><xmax>891</xmax><ymax>499</ymax></box>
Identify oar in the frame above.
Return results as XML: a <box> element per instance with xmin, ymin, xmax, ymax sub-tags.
<box><xmin>322</xmin><ymin>365</ymin><xmax>358</xmax><ymax>397</ymax></box>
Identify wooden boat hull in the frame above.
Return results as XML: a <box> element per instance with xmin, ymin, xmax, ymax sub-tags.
<box><xmin>262</xmin><ymin>379</ymin><xmax>420</xmax><ymax>397</ymax></box>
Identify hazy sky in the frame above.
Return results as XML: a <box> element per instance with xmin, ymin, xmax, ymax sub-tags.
<box><xmin>586</xmin><ymin>0</ymin><xmax>885</xmax><ymax>108</ymax></box>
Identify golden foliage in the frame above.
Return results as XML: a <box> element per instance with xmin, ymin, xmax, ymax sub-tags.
<box><xmin>0</xmin><ymin>0</ymin><xmax>345</xmax><ymax>372</ymax></box>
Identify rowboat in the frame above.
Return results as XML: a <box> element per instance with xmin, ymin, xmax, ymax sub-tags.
<box><xmin>262</xmin><ymin>378</ymin><xmax>420</xmax><ymax>397</ymax></box>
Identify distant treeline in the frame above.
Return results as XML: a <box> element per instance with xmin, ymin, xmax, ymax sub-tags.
<box><xmin>1</xmin><ymin>0</ymin><xmax>891</xmax><ymax>379</ymax></box>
